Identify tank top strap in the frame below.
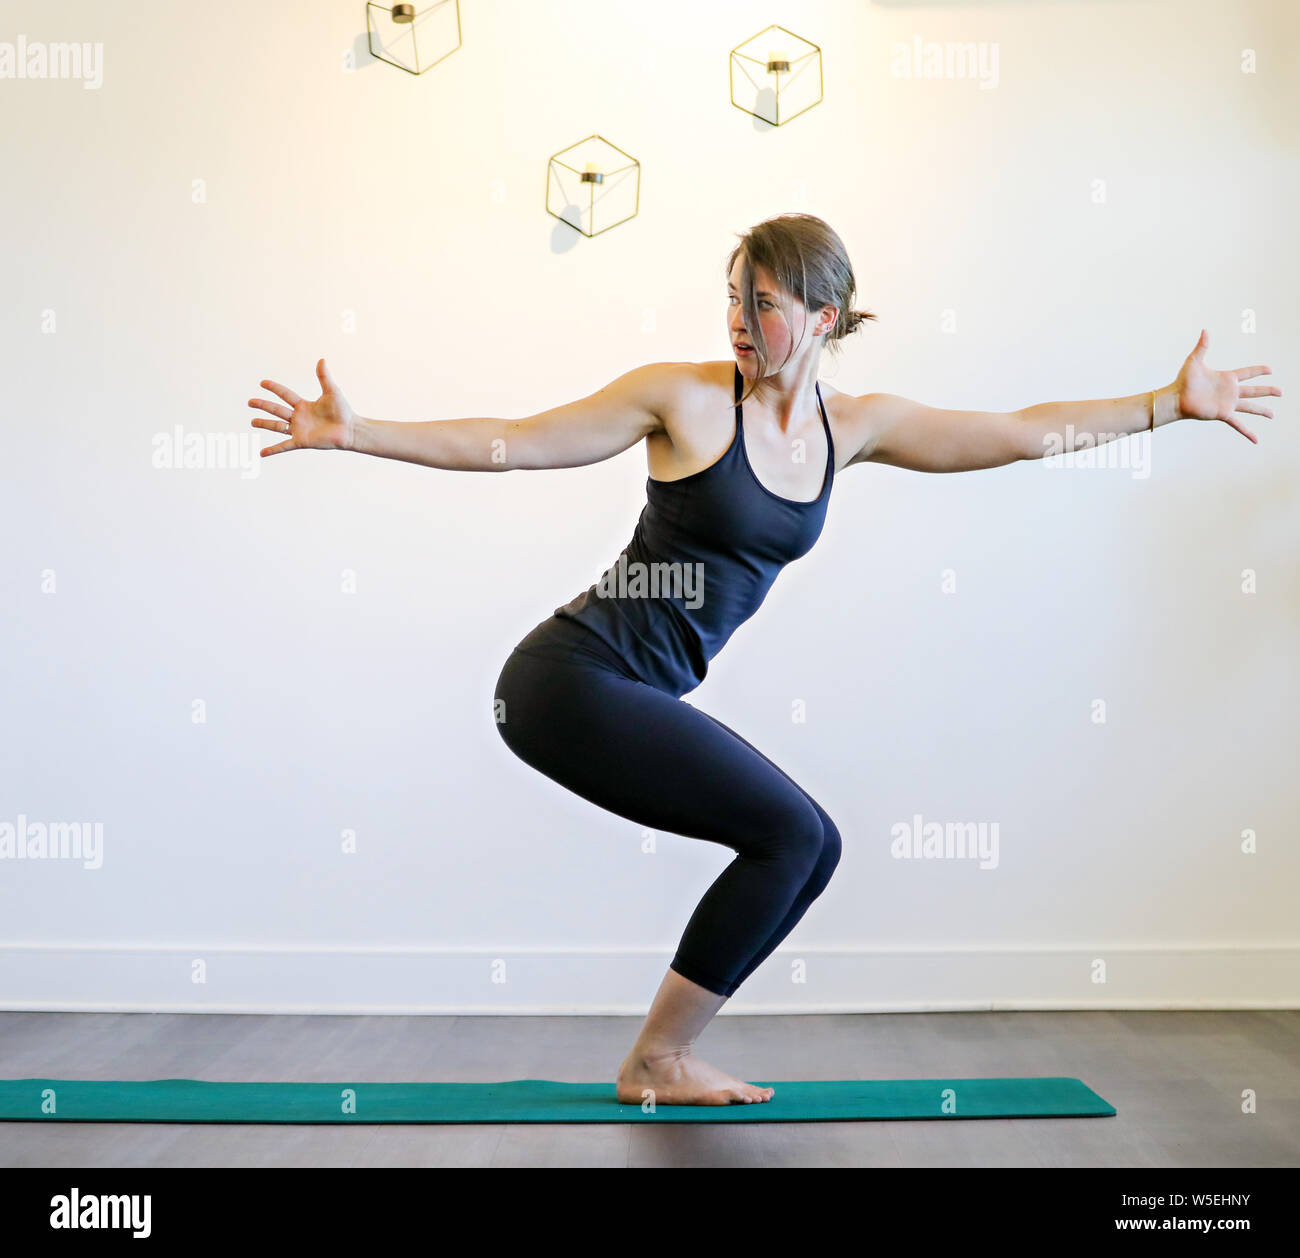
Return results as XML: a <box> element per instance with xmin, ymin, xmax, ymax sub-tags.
<box><xmin>734</xmin><ymin>362</ymin><xmax>743</xmax><ymax>423</ymax></box>
<box><xmin>815</xmin><ymin>380</ymin><xmax>835</xmax><ymax>471</ymax></box>
<box><xmin>814</xmin><ymin>380</ymin><xmax>829</xmax><ymax>433</ymax></box>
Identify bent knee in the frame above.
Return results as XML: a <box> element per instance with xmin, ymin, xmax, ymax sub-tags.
<box><xmin>788</xmin><ymin>803</ymin><xmax>842</xmax><ymax>890</ymax></box>
<box><xmin>758</xmin><ymin>794</ymin><xmax>831</xmax><ymax>875</ymax></box>
<box><xmin>817</xmin><ymin>811</ymin><xmax>843</xmax><ymax>870</ymax></box>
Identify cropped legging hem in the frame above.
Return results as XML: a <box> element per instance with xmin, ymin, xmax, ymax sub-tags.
<box><xmin>669</xmin><ymin>957</ymin><xmax>739</xmax><ymax>999</ymax></box>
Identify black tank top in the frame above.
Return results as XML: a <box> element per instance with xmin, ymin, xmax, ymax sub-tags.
<box><xmin>554</xmin><ymin>362</ymin><xmax>835</xmax><ymax>697</ymax></box>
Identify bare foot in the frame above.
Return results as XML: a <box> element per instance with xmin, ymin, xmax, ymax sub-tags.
<box><xmin>616</xmin><ymin>1049</ymin><xmax>775</xmax><ymax>1106</ymax></box>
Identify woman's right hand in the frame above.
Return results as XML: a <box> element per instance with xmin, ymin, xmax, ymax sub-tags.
<box><xmin>249</xmin><ymin>358</ymin><xmax>356</xmax><ymax>457</ymax></box>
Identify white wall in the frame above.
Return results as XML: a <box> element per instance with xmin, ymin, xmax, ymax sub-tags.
<box><xmin>1</xmin><ymin>0</ymin><xmax>1296</xmax><ymax>1014</ymax></box>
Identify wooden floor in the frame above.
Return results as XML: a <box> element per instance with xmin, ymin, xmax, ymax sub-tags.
<box><xmin>2</xmin><ymin>1010</ymin><xmax>1297</xmax><ymax>1167</ymax></box>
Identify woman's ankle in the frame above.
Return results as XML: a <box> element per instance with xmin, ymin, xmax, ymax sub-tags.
<box><xmin>625</xmin><ymin>1040</ymin><xmax>694</xmax><ymax>1066</ymax></box>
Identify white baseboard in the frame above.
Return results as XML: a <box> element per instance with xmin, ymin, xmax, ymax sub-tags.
<box><xmin>1</xmin><ymin>943</ymin><xmax>1296</xmax><ymax>1014</ymax></box>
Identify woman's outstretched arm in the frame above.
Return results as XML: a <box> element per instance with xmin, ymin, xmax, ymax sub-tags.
<box><xmin>845</xmin><ymin>329</ymin><xmax>1280</xmax><ymax>474</ymax></box>
<box><xmin>249</xmin><ymin>358</ymin><xmax>676</xmax><ymax>471</ymax></box>
<box><xmin>1016</xmin><ymin>329</ymin><xmax>1277</xmax><ymax>455</ymax></box>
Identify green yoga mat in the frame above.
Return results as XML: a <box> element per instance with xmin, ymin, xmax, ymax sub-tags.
<box><xmin>0</xmin><ymin>1077</ymin><xmax>1114</xmax><ymax>1123</ymax></box>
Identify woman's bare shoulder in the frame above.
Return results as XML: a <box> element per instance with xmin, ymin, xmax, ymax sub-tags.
<box><xmin>648</xmin><ymin>360</ymin><xmax>732</xmax><ymax>422</ymax></box>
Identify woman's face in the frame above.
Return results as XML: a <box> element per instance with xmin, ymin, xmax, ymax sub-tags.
<box><xmin>726</xmin><ymin>255</ymin><xmax>812</xmax><ymax>376</ymax></box>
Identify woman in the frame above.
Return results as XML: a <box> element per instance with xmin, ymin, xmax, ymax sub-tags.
<box><xmin>250</xmin><ymin>213</ymin><xmax>1279</xmax><ymax>1106</ymax></box>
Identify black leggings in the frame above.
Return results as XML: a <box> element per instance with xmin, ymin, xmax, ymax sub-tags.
<box><xmin>492</xmin><ymin>616</ymin><xmax>842</xmax><ymax>998</ymax></box>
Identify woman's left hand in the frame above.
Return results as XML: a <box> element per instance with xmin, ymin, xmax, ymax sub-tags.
<box><xmin>1173</xmin><ymin>328</ymin><xmax>1281</xmax><ymax>444</ymax></box>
